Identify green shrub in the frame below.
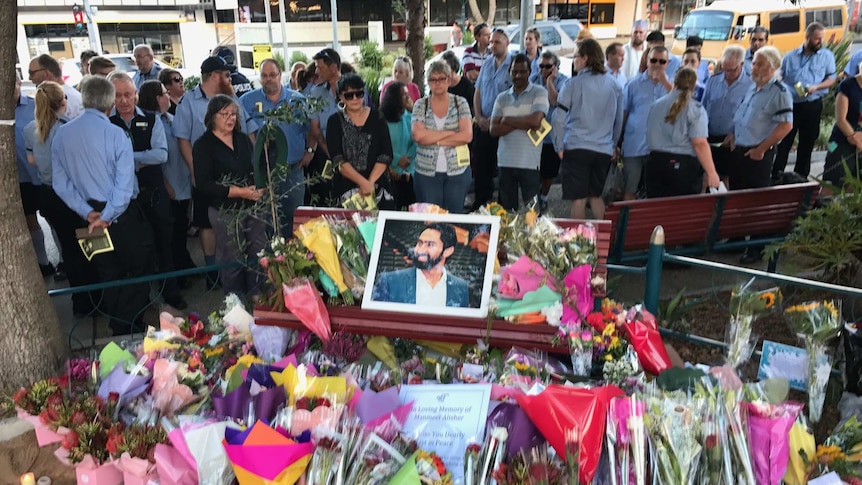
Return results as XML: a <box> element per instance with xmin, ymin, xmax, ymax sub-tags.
<box><xmin>462</xmin><ymin>29</ymin><xmax>474</xmax><ymax>46</ymax></box>
<box><xmin>360</xmin><ymin>67</ymin><xmax>383</xmax><ymax>108</ymax></box>
<box><xmin>424</xmin><ymin>35</ymin><xmax>436</xmax><ymax>61</ymax></box>
<box><xmin>289</xmin><ymin>51</ymin><xmax>309</xmax><ymax>66</ymax></box>
<box><xmin>272</xmin><ymin>51</ymin><xmax>286</xmax><ymax>71</ymax></box>
<box><xmin>359</xmin><ymin>40</ymin><xmax>384</xmax><ymax>71</ymax></box>
<box><xmin>184</xmin><ymin>75</ymin><xmax>200</xmax><ymax>92</ymax></box>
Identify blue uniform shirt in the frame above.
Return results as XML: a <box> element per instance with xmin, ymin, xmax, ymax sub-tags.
<box><xmin>111</xmin><ymin>106</ymin><xmax>168</xmax><ymax>167</ymax></box>
<box><xmin>15</xmin><ymin>95</ymin><xmax>38</xmax><ymax>185</ymax></box>
<box><xmin>530</xmin><ymin>70</ymin><xmax>569</xmax><ymax>145</ymax></box>
<box><xmin>667</xmin><ymin>55</ymin><xmax>682</xmax><ymax>78</ymax></box>
<box><xmin>781</xmin><ymin>46</ymin><xmax>837</xmax><ymax>103</ymax></box>
<box><xmin>702</xmin><ymin>71</ymin><xmax>754</xmax><ymax>136</ymax></box>
<box><xmin>622</xmin><ymin>72</ymin><xmax>670</xmax><ymax>157</ymax></box>
<box><xmin>133</xmin><ymin>64</ymin><xmax>163</xmax><ymax>91</ymax></box>
<box><xmin>51</xmin><ymin>108</ymin><xmax>138</xmax><ymax>222</ymax></box>
<box><xmin>845</xmin><ymin>49</ymin><xmax>862</xmax><ymax>77</ymax></box>
<box><xmin>173</xmin><ymin>86</ymin><xmax>257</xmax><ymax>144</ymax></box>
<box><xmin>160</xmin><ymin>112</ymin><xmax>191</xmax><ymax>201</ymax></box>
<box><xmin>697</xmin><ymin>60</ymin><xmax>710</xmax><ymax>84</ymax></box>
<box><xmin>305</xmin><ymin>81</ymin><xmax>340</xmax><ymax>137</ymax></box>
<box><xmin>743</xmin><ymin>48</ymin><xmax>755</xmax><ymax>75</ymax></box>
<box><xmin>476</xmin><ymin>53</ymin><xmax>514</xmax><ymax>118</ymax></box>
<box><xmin>554</xmin><ymin>68</ymin><xmax>624</xmax><ymax>156</ymax></box>
<box><xmin>606</xmin><ymin>65</ymin><xmax>628</xmax><ymax>89</ymax></box>
<box><xmin>733</xmin><ymin>79</ymin><xmax>794</xmax><ymax>148</ymax></box>
<box><xmin>647</xmin><ymin>90</ymin><xmax>709</xmax><ymax>157</ymax></box>
<box><xmin>240</xmin><ymin>86</ymin><xmax>311</xmax><ymax>165</ymax></box>
<box><xmin>25</xmin><ymin>116</ymin><xmax>69</xmax><ymax>185</ymax></box>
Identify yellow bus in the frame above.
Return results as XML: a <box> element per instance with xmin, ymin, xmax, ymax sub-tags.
<box><xmin>670</xmin><ymin>0</ymin><xmax>847</xmax><ymax>61</ymax></box>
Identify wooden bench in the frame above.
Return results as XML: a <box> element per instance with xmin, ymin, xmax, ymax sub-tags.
<box><xmin>254</xmin><ymin>207</ymin><xmax>611</xmax><ymax>351</ymax></box>
<box><xmin>604</xmin><ymin>182</ymin><xmax>819</xmax><ymax>263</ymax></box>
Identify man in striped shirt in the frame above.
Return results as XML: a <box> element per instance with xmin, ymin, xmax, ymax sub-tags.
<box><xmin>462</xmin><ymin>23</ymin><xmax>491</xmax><ymax>83</ymax></box>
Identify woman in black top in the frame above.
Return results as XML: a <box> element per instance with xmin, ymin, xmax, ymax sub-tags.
<box><xmin>193</xmin><ymin>94</ymin><xmax>267</xmax><ymax>298</ymax></box>
<box><xmin>326</xmin><ymin>74</ymin><xmax>395</xmax><ymax>209</ymax></box>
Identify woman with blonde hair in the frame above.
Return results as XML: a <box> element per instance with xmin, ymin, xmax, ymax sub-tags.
<box><xmin>24</xmin><ymin>80</ymin><xmax>98</xmax><ymax>315</ymax></box>
<box><xmin>380</xmin><ymin>56</ymin><xmax>422</xmax><ymax>104</ymax></box>
<box><xmin>524</xmin><ymin>27</ymin><xmax>542</xmax><ymax>74</ymax></box>
<box><xmin>644</xmin><ymin>67</ymin><xmax>719</xmax><ymax>197</ymax></box>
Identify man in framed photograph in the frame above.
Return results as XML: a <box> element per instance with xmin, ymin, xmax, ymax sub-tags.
<box><xmin>371</xmin><ymin>222</ymin><xmax>469</xmax><ymax>307</ymax></box>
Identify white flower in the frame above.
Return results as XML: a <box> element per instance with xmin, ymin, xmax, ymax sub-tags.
<box><xmin>491</xmin><ymin>426</ymin><xmax>509</xmax><ymax>442</ymax></box>
<box><xmin>541</xmin><ymin>301</ymin><xmax>564</xmax><ymax>327</ymax></box>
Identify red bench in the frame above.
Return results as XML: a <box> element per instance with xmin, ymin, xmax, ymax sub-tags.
<box><xmin>603</xmin><ymin>182</ymin><xmax>819</xmax><ymax>263</ymax></box>
<box><xmin>254</xmin><ymin>207</ymin><xmax>611</xmax><ymax>351</ymax></box>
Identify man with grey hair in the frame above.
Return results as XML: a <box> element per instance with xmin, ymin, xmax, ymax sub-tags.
<box><xmin>51</xmin><ymin>75</ymin><xmax>155</xmax><ymax>334</ymax></box>
<box><xmin>132</xmin><ymin>44</ymin><xmax>162</xmax><ymax>90</ymax></box>
<box><xmin>622</xmin><ymin>19</ymin><xmax>648</xmax><ymax>79</ymax></box>
<box><xmin>702</xmin><ymin>45</ymin><xmax>752</xmax><ymax>184</ymax></box>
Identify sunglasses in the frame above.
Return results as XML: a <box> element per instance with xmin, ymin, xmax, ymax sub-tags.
<box><xmin>171</xmin><ymin>77</ymin><xmax>183</xmax><ymax>83</ymax></box>
<box><xmin>539</xmin><ymin>64</ymin><xmax>555</xmax><ymax>69</ymax></box>
<box><xmin>649</xmin><ymin>58</ymin><xmax>668</xmax><ymax>65</ymax></box>
<box><xmin>341</xmin><ymin>89</ymin><xmax>365</xmax><ymax>100</ymax></box>
<box><xmin>428</xmin><ymin>76</ymin><xmax>448</xmax><ymax>84</ymax></box>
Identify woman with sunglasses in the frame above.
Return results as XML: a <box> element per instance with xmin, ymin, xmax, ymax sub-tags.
<box><xmin>158</xmin><ymin>68</ymin><xmax>185</xmax><ymax>115</ymax></box>
<box><xmin>24</xmin><ymin>81</ymin><xmax>99</xmax><ymax>316</ymax></box>
<box><xmin>138</xmin><ymin>80</ymin><xmax>196</xmax><ymax>281</ymax></box>
<box><xmin>411</xmin><ymin>61</ymin><xmax>473</xmax><ymax>213</ymax></box>
<box><xmin>619</xmin><ymin>45</ymin><xmax>673</xmax><ymax>200</ymax></box>
<box><xmin>326</xmin><ymin>73</ymin><xmax>396</xmax><ymax>208</ymax></box>
<box><xmin>645</xmin><ymin>67</ymin><xmax>719</xmax><ymax>197</ymax></box>
<box><xmin>380</xmin><ymin>56</ymin><xmax>422</xmax><ymax>105</ymax></box>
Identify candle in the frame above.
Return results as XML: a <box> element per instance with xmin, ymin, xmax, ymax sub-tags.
<box><xmin>19</xmin><ymin>473</ymin><xmax>35</xmax><ymax>485</ymax></box>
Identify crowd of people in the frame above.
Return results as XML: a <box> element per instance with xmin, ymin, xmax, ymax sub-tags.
<box><xmin>14</xmin><ymin>18</ymin><xmax>844</xmax><ymax>329</ymax></box>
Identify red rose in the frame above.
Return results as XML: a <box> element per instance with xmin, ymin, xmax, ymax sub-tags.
<box><xmin>586</xmin><ymin>312</ymin><xmax>607</xmax><ymax>331</ymax></box>
<box><xmin>107</xmin><ymin>392</ymin><xmax>120</xmax><ymax>404</ymax></box>
<box><xmin>295</xmin><ymin>397</ymin><xmax>311</xmax><ymax>411</ymax></box>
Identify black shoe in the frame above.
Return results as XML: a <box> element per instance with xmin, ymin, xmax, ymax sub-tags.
<box><xmin>39</xmin><ymin>263</ymin><xmax>56</xmax><ymax>277</ymax></box>
<box><xmin>205</xmin><ymin>271</ymin><xmax>221</xmax><ymax>290</ymax></box>
<box><xmin>53</xmin><ymin>263</ymin><xmax>68</xmax><ymax>282</ymax></box>
<box><xmin>739</xmin><ymin>249</ymin><xmax>762</xmax><ymax>264</ymax></box>
<box><xmin>165</xmin><ymin>296</ymin><xmax>188</xmax><ymax>310</ymax></box>
<box><xmin>539</xmin><ymin>198</ymin><xmax>549</xmax><ymax>214</ymax></box>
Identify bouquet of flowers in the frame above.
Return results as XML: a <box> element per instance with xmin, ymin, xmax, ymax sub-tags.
<box><xmin>391</xmin><ymin>449</ymin><xmax>454</xmax><ymax>485</ymax></box>
<box><xmin>296</xmin><ymin>216</ymin><xmax>353</xmax><ymax>304</ymax></box>
<box><xmin>725</xmin><ymin>281</ymin><xmax>781</xmax><ymax>369</ymax></box>
<box><xmin>491</xmin><ymin>444</ymin><xmax>565</xmax><ymax>485</ymax></box>
<box><xmin>556</xmin><ymin>325</ymin><xmax>593</xmax><ymax>377</ymax></box>
<box><xmin>644</xmin><ymin>389</ymin><xmax>704</xmax><ymax>485</ymax></box>
<box><xmin>746</xmin><ymin>400</ymin><xmax>803</xmax><ymax>485</ymax></box>
<box><xmin>607</xmin><ymin>395</ymin><xmax>647</xmax><ymax>485</ymax></box>
<box><xmin>785</xmin><ymin>300</ymin><xmax>841</xmax><ymax>422</ymax></box>
<box><xmin>347</xmin><ymin>432</ymin><xmax>408</xmax><ymax>485</ymax></box>
<box><xmin>503</xmin><ymin>216</ymin><xmax>597</xmax><ymax>285</ymax></box>
<box><xmin>258</xmin><ymin>235</ymin><xmax>320</xmax><ymax>311</ymax></box>
<box><xmin>327</xmin><ymin>215</ymin><xmax>371</xmax><ymax>299</ymax></box>
<box><xmin>464</xmin><ymin>426</ymin><xmax>508</xmax><ymax>485</ymax></box>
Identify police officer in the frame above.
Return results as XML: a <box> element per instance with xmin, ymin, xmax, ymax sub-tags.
<box><xmin>727</xmin><ymin>46</ymin><xmax>793</xmax><ymax>190</ymax></box>
<box><xmin>702</xmin><ymin>45</ymin><xmax>753</xmax><ymax>185</ymax></box>
<box><xmin>212</xmin><ymin>46</ymin><xmax>254</xmax><ymax>98</ymax></box>
<box><xmin>645</xmin><ymin>67</ymin><xmax>719</xmax><ymax>197</ymax></box>
<box><xmin>51</xmin><ymin>75</ymin><xmax>155</xmax><ymax>335</ymax></box>
<box><xmin>773</xmin><ymin>22</ymin><xmax>836</xmax><ymax>179</ymax></box>
<box><xmin>107</xmin><ymin>71</ymin><xmax>186</xmax><ymax>310</ymax></box>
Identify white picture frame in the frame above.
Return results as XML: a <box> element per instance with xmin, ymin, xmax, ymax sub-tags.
<box><xmin>361</xmin><ymin>211</ymin><xmax>501</xmax><ymax>318</ymax></box>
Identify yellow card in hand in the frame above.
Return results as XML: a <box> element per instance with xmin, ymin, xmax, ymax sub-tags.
<box><xmin>527</xmin><ymin>118</ymin><xmax>552</xmax><ymax>146</ymax></box>
<box><xmin>455</xmin><ymin>144</ymin><xmax>471</xmax><ymax>167</ymax></box>
<box><xmin>77</xmin><ymin>227</ymin><xmax>115</xmax><ymax>262</ymax></box>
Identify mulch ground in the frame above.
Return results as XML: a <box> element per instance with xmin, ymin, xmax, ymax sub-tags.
<box><xmin>0</xmin><ymin>430</ymin><xmax>75</xmax><ymax>485</ymax></box>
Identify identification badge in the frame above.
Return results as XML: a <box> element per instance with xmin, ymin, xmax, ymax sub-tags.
<box><xmin>455</xmin><ymin>144</ymin><xmax>471</xmax><ymax>167</ymax></box>
<box><xmin>135</xmin><ymin>122</ymin><xmax>148</xmax><ymax>128</ymax></box>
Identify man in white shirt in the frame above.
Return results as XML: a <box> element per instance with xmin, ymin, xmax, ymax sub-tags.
<box><xmin>28</xmin><ymin>54</ymin><xmax>83</xmax><ymax>118</ymax></box>
<box><xmin>622</xmin><ymin>20</ymin><xmax>648</xmax><ymax>80</ymax></box>
<box><xmin>371</xmin><ymin>223</ymin><xmax>470</xmax><ymax>307</ymax></box>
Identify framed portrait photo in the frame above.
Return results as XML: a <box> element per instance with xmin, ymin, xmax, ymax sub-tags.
<box><xmin>362</xmin><ymin>211</ymin><xmax>501</xmax><ymax>318</ymax></box>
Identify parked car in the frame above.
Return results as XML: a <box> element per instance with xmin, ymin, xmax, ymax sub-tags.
<box><xmin>506</xmin><ymin>19</ymin><xmax>584</xmax><ymax>57</ymax></box>
<box><xmin>60</xmin><ymin>54</ymin><xmax>187</xmax><ymax>87</ymax></box>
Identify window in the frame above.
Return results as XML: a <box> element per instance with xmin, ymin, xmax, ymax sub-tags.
<box><xmin>676</xmin><ymin>10</ymin><xmax>734</xmax><ymax>40</ymax></box>
<box><xmin>539</xmin><ymin>27</ymin><xmax>561</xmax><ymax>46</ymax></box>
<box><xmin>590</xmin><ymin>3</ymin><xmax>615</xmax><ymax>25</ymax></box>
<box><xmin>769</xmin><ymin>12</ymin><xmax>801</xmax><ymax>35</ymax></box>
<box><xmin>805</xmin><ymin>8</ymin><xmax>843</xmax><ymax>28</ymax></box>
<box><xmin>560</xmin><ymin>23</ymin><xmax>582</xmax><ymax>40</ymax></box>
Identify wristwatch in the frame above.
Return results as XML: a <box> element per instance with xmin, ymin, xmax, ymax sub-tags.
<box><xmin>306</xmin><ymin>147</ymin><xmax>315</xmax><ymax>154</ymax></box>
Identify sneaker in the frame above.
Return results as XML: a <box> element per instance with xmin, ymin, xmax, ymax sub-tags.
<box><xmin>54</xmin><ymin>263</ymin><xmax>68</xmax><ymax>282</ymax></box>
<box><xmin>39</xmin><ymin>263</ymin><xmax>56</xmax><ymax>277</ymax></box>
<box><xmin>539</xmin><ymin>198</ymin><xmax>549</xmax><ymax>214</ymax></box>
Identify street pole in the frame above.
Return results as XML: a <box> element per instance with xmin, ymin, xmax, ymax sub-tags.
<box><xmin>518</xmin><ymin>0</ymin><xmax>533</xmax><ymax>51</ymax></box>
<box><xmin>278</xmin><ymin>0</ymin><xmax>288</xmax><ymax>58</ymax></box>
<box><xmin>82</xmin><ymin>0</ymin><xmax>102</xmax><ymax>53</ymax></box>
<box><xmin>330</xmin><ymin>0</ymin><xmax>340</xmax><ymax>53</ymax></box>
<box><xmin>264</xmin><ymin>0</ymin><xmax>274</xmax><ymax>46</ymax></box>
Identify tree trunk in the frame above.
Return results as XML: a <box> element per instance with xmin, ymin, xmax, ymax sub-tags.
<box><xmin>486</xmin><ymin>0</ymin><xmax>496</xmax><ymax>25</ymax></box>
<box><xmin>0</xmin><ymin>0</ymin><xmax>67</xmax><ymax>395</ymax></box>
<box><xmin>405</xmin><ymin>0</ymin><xmax>426</xmax><ymax>91</ymax></box>
<box><xmin>468</xmin><ymin>0</ymin><xmax>484</xmax><ymax>24</ymax></box>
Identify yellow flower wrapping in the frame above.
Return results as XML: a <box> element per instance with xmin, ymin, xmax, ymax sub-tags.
<box><xmin>296</xmin><ymin>217</ymin><xmax>348</xmax><ymax>294</ymax></box>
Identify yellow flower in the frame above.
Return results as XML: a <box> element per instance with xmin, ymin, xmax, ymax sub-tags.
<box><xmin>759</xmin><ymin>292</ymin><xmax>776</xmax><ymax>309</ymax></box>
<box><xmin>815</xmin><ymin>444</ymin><xmax>846</xmax><ymax>464</ymax></box>
<box><xmin>610</xmin><ymin>336</ymin><xmax>620</xmax><ymax>349</ymax></box>
<box><xmin>604</xmin><ymin>354</ymin><xmax>613</xmax><ymax>362</ymax></box>
<box><xmin>824</xmin><ymin>301</ymin><xmax>839</xmax><ymax>319</ymax></box>
<box><xmin>593</xmin><ymin>336</ymin><xmax>603</xmax><ymax>345</ymax></box>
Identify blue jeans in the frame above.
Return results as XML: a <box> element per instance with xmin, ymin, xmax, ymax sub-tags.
<box><xmin>413</xmin><ymin>170</ymin><xmax>471</xmax><ymax>214</ymax></box>
<box><xmin>277</xmin><ymin>164</ymin><xmax>306</xmax><ymax>238</ymax></box>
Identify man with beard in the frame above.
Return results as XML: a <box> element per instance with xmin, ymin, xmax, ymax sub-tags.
<box><xmin>371</xmin><ymin>222</ymin><xmax>470</xmax><ymax>307</ymax></box>
<box><xmin>239</xmin><ymin>58</ymin><xmax>315</xmax><ymax>236</ymax></box>
<box><xmin>174</xmin><ymin>56</ymin><xmax>257</xmax><ymax>287</ymax></box>
<box><xmin>212</xmin><ymin>46</ymin><xmax>254</xmax><ymax>98</ymax></box>
<box><xmin>622</xmin><ymin>20</ymin><xmax>648</xmax><ymax>80</ymax></box>
<box><xmin>772</xmin><ymin>22</ymin><xmax>836</xmax><ymax>179</ymax></box>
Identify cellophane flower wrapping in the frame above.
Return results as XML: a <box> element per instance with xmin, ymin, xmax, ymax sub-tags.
<box><xmin>785</xmin><ymin>300</ymin><xmax>842</xmax><ymax>423</ymax></box>
<box><xmin>783</xmin><ymin>416</ymin><xmax>815</xmax><ymax>485</ymax></box>
<box><xmin>501</xmin><ymin>214</ymin><xmax>597</xmax><ymax>285</ymax></box>
<box><xmin>347</xmin><ymin>432</ymin><xmax>408</xmax><ymax>485</ymax></box>
<box><xmin>608</xmin><ymin>396</ymin><xmax>647</xmax><ymax>485</ymax></box>
<box><xmin>644</xmin><ymin>388</ymin><xmax>704</xmax><ymax>485</ymax></box>
<box><xmin>745</xmin><ymin>400</ymin><xmax>803</xmax><ymax>485</ymax></box>
<box><xmin>695</xmin><ymin>380</ymin><xmax>735</xmax><ymax>485</ymax></box>
<box><xmin>498</xmin><ymin>256</ymin><xmax>557</xmax><ymax>299</ymax></box>
<box><xmin>283</xmin><ymin>279</ymin><xmax>332</xmax><ymax>343</ymax></box>
<box><xmin>559</xmin><ymin>324</ymin><xmax>593</xmax><ymax>377</ymax></box>
<box><xmin>295</xmin><ymin>216</ymin><xmax>352</xmax><ymax>304</ymax></box>
<box><xmin>327</xmin><ymin>215</ymin><xmax>370</xmax><ymax>299</ymax></box>
<box><xmin>725</xmin><ymin>282</ymin><xmax>782</xmax><ymax>369</ymax></box>
<box><xmin>561</xmin><ymin>265</ymin><xmax>593</xmax><ymax>326</ymax></box>
<box><xmin>622</xmin><ymin>306</ymin><xmax>671</xmax><ymax>376</ymax></box>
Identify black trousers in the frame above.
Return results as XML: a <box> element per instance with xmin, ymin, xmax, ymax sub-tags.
<box><xmin>645</xmin><ymin>152</ymin><xmax>704</xmax><ymax>198</ymax></box>
<box><xmin>170</xmin><ymin>199</ymin><xmax>195</xmax><ymax>271</ymax></box>
<box><xmin>730</xmin><ymin>145</ymin><xmax>776</xmax><ymax>190</ymax></box>
<box><xmin>392</xmin><ymin>173</ymin><xmax>416</xmax><ymax>210</ymax></box>
<box><xmin>39</xmin><ymin>186</ymin><xmax>100</xmax><ymax>313</ymax></box>
<box><xmin>88</xmin><ymin>199</ymin><xmax>155</xmax><ymax>335</ymax></box>
<box><xmin>471</xmin><ymin>128</ymin><xmax>499</xmax><ymax>209</ymax></box>
<box><xmin>773</xmin><ymin>98</ymin><xmax>822</xmax><ymax>178</ymax></box>
<box><xmin>707</xmin><ymin>135</ymin><xmax>733</xmax><ymax>178</ymax></box>
<box><xmin>138</xmin><ymin>184</ymin><xmax>181</xmax><ymax>301</ymax></box>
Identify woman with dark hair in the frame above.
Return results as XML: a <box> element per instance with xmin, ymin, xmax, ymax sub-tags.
<box><xmin>824</xmin><ymin>59</ymin><xmax>862</xmax><ymax>188</ymax></box>
<box><xmin>645</xmin><ymin>67</ymin><xmax>719</xmax><ymax>197</ymax></box>
<box><xmin>138</xmin><ymin>80</ymin><xmax>196</xmax><ymax>279</ymax></box>
<box><xmin>326</xmin><ymin>73</ymin><xmax>395</xmax><ymax>208</ymax></box>
<box><xmin>193</xmin><ymin>94</ymin><xmax>267</xmax><ymax>298</ymax></box>
<box><xmin>381</xmin><ymin>81</ymin><xmax>417</xmax><ymax>209</ymax></box>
